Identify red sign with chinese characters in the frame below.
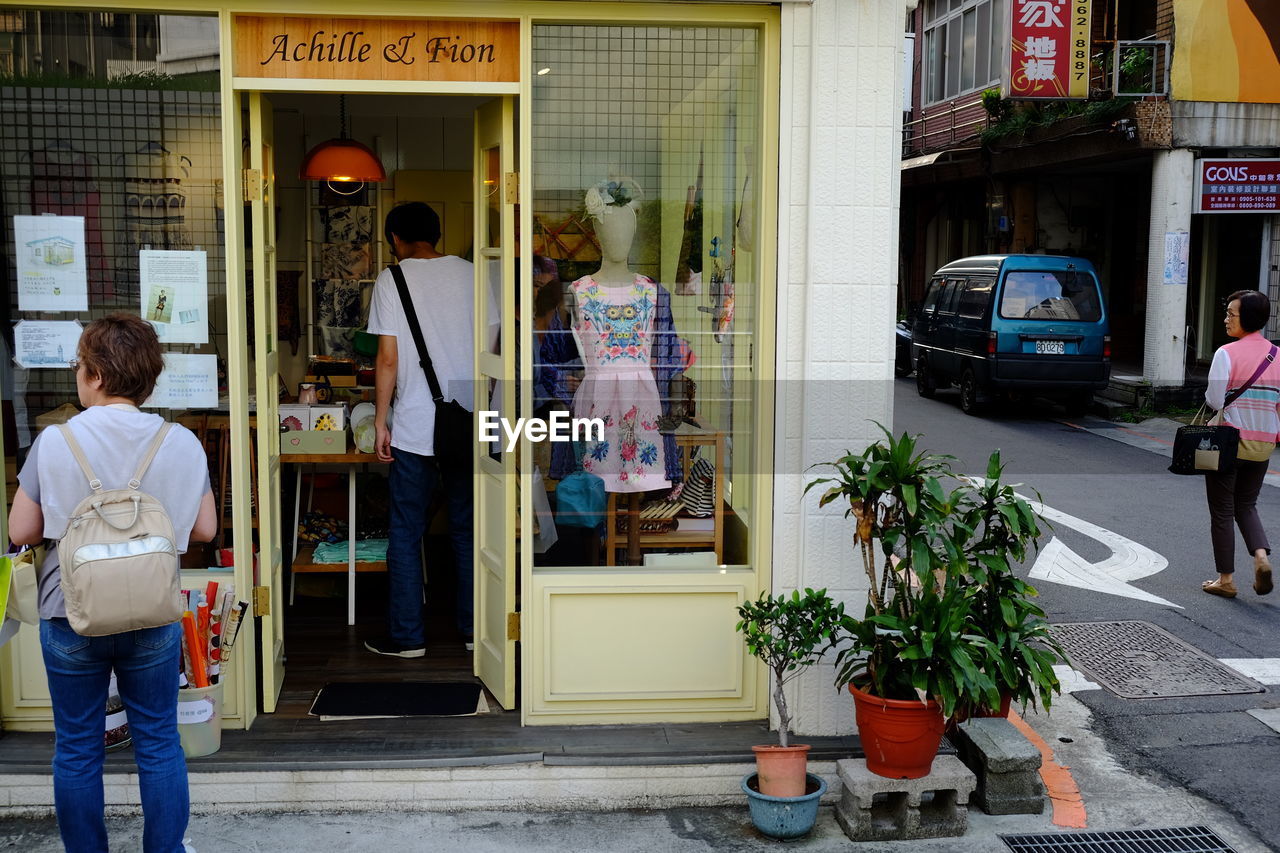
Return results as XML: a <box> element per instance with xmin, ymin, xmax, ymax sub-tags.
<box><xmin>1196</xmin><ymin>159</ymin><xmax>1280</xmax><ymax>213</ymax></box>
<box><xmin>1008</xmin><ymin>0</ymin><xmax>1090</xmax><ymax>99</ymax></box>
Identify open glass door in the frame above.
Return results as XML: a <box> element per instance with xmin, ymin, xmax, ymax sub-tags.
<box><xmin>474</xmin><ymin>96</ymin><xmax>516</xmax><ymax>709</ymax></box>
<box><xmin>247</xmin><ymin>92</ymin><xmax>285</xmax><ymax>712</ymax></box>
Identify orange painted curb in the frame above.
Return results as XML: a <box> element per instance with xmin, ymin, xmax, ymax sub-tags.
<box><xmin>1007</xmin><ymin>711</ymin><xmax>1088</xmax><ymax>828</ymax></box>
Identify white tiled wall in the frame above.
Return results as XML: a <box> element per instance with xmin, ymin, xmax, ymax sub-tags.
<box><xmin>773</xmin><ymin>0</ymin><xmax>912</xmax><ymax>737</ymax></box>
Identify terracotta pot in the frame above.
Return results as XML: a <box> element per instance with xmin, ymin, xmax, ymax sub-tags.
<box><xmin>751</xmin><ymin>744</ymin><xmax>811</xmax><ymax>798</ymax></box>
<box><xmin>849</xmin><ymin>683</ymin><xmax>946</xmax><ymax>779</ymax></box>
<box><xmin>949</xmin><ymin>692</ymin><xmax>1013</xmax><ymax>731</ymax></box>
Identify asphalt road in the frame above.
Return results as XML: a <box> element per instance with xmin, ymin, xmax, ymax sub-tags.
<box><xmin>894</xmin><ymin>378</ymin><xmax>1280</xmax><ymax>850</ymax></box>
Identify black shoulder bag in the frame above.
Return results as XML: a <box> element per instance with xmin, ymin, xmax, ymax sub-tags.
<box><xmin>1169</xmin><ymin>344</ymin><xmax>1277</xmax><ymax>475</ymax></box>
<box><xmin>389</xmin><ymin>264</ymin><xmax>473</xmax><ymax>474</ymax></box>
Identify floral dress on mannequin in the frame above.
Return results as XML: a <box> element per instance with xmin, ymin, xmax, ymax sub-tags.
<box><xmin>570</xmin><ymin>274</ymin><xmax>671</xmax><ymax>493</ymax></box>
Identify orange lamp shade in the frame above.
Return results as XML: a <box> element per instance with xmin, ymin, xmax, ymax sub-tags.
<box><xmin>299</xmin><ymin>138</ymin><xmax>385</xmax><ymax>183</ymax></box>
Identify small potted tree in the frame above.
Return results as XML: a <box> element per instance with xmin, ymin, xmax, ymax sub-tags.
<box><xmin>735</xmin><ymin>587</ymin><xmax>845</xmax><ymax>838</ymax></box>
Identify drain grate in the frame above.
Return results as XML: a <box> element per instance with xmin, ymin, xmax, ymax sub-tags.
<box><xmin>1050</xmin><ymin>621</ymin><xmax>1265</xmax><ymax>699</ymax></box>
<box><xmin>1002</xmin><ymin>825</ymin><xmax>1237</xmax><ymax>852</ymax></box>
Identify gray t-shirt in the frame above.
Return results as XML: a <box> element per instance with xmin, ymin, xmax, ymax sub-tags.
<box><xmin>17</xmin><ymin>406</ymin><xmax>212</xmax><ymax>619</ymax></box>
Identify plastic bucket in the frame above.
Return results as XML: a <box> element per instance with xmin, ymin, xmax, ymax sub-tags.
<box><xmin>177</xmin><ymin>682</ymin><xmax>223</xmax><ymax>758</ymax></box>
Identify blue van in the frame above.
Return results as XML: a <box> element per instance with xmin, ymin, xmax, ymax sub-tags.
<box><xmin>911</xmin><ymin>255</ymin><xmax>1110</xmax><ymax>415</ymax></box>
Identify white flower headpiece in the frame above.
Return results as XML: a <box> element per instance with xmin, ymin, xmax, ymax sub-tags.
<box><xmin>585</xmin><ymin>177</ymin><xmax>643</xmax><ymax>218</ymax></box>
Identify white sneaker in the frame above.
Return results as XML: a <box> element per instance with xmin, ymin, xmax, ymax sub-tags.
<box><xmin>183</xmin><ymin>840</ymin><xmax>197</xmax><ymax>853</ymax></box>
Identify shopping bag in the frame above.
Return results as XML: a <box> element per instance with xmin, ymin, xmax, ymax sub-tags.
<box><xmin>3</xmin><ymin>544</ymin><xmax>44</xmax><ymax>626</ymax></box>
<box><xmin>1169</xmin><ymin>407</ymin><xmax>1238</xmax><ymax>475</ymax></box>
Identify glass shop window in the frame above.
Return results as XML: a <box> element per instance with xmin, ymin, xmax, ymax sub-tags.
<box><xmin>1</xmin><ymin>10</ymin><xmax>229</xmax><ymax>561</ymax></box>
<box><xmin>529</xmin><ymin>24</ymin><xmax>763</xmax><ymax>569</ymax></box>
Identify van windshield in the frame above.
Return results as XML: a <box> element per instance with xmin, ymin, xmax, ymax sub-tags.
<box><xmin>998</xmin><ymin>270</ymin><xmax>1102</xmax><ymax>322</ymax></box>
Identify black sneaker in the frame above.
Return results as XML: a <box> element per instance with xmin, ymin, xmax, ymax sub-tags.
<box><xmin>363</xmin><ymin>637</ymin><xmax>426</xmax><ymax>659</ymax></box>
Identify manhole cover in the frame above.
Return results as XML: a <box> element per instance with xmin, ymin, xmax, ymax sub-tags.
<box><xmin>1002</xmin><ymin>825</ymin><xmax>1237</xmax><ymax>852</ymax></box>
<box><xmin>1050</xmin><ymin>621</ymin><xmax>1265</xmax><ymax>699</ymax></box>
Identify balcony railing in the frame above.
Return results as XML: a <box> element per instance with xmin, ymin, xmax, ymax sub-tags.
<box><xmin>901</xmin><ymin>96</ymin><xmax>987</xmax><ymax>157</ymax></box>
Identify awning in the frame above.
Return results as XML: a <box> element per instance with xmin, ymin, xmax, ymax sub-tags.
<box><xmin>900</xmin><ymin>148</ymin><xmax>982</xmax><ymax>170</ymax></box>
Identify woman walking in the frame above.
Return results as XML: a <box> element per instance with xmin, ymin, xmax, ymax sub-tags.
<box><xmin>8</xmin><ymin>313</ymin><xmax>216</xmax><ymax>852</ymax></box>
<box><xmin>1201</xmin><ymin>290</ymin><xmax>1280</xmax><ymax>598</ymax></box>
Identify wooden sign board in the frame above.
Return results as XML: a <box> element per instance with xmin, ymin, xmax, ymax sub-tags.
<box><xmin>234</xmin><ymin>16</ymin><xmax>519</xmax><ymax>82</ymax></box>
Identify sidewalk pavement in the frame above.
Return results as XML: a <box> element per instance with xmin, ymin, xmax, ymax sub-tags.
<box><xmin>1070</xmin><ymin>415</ymin><xmax>1280</xmax><ymax>490</ymax></box>
<box><xmin>1</xmin><ymin>691</ymin><xmax>1270</xmax><ymax>852</ymax></box>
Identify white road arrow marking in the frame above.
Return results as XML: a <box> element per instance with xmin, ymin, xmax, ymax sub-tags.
<box><xmin>1028</xmin><ymin>501</ymin><xmax>1179</xmax><ymax>609</ymax></box>
<box><xmin>966</xmin><ymin>478</ymin><xmax>1177</xmax><ymax>608</ymax></box>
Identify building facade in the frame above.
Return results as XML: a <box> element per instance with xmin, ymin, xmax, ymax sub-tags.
<box><xmin>900</xmin><ymin>0</ymin><xmax>1280</xmax><ymax>389</ymax></box>
<box><xmin>0</xmin><ymin>0</ymin><xmax>911</xmax><ymax>752</ymax></box>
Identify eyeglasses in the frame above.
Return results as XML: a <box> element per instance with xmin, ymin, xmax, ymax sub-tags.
<box><xmin>67</xmin><ymin>358</ymin><xmax>80</xmax><ymax>372</ymax></box>
<box><xmin>1226</xmin><ymin>311</ymin><xmax>1240</xmax><ymax>319</ymax></box>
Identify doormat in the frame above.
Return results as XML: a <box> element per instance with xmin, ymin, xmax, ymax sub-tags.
<box><xmin>308</xmin><ymin>682</ymin><xmax>489</xmax><ymax>720</ymax></box>
<box><xmin>1050</xmin><ymin>621</ymin><xmax>1265</xmax><ymax>699</ymax></box>
<box><xmin>1002</xmin><ymin>825</ymin><xmax>1237</xmax><ymax>852</ymax></box>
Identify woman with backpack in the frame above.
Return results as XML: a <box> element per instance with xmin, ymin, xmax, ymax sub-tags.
<box><xmin>8</xmin><ymin>313</ymin><xmax>216</xmax><ymax>853</ymax></box>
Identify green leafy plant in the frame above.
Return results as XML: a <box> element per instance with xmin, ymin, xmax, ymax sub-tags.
<box><xmin>805</xmin><ymin>427</ymin><xmax>1065</xmax><ymax>719</ymax></box>
<box><xmin>736</xmin><ymin>588</ymin><xmax>846</xmax><ymax>747</ymax></box>
<box><xmin>952</xmin><ymin>451</ymin><xmax>1064</xmax><ymax>714</ymax></box>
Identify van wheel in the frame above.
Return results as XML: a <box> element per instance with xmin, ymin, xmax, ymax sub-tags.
<box><xmin>959</xmin><ymin>370</ymin><xmax>985</xmax><ymax>415</ymax></box>
<box><xmin>916</xmin><ymin>356</ymin><xmax>937</xmax><ymax>398</ymax></box>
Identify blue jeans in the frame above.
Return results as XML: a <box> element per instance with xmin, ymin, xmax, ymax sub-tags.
<box><xmin>387</xmin><ymin>447</ymin><xmax>474</xmax><ymax>646</ymax></box>
<box><xmin>40</xmin><ymin>618</ymin><xmax>188</xmax><ymax>853</ymax></box>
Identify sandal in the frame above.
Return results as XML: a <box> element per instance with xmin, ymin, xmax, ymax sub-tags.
<box><xmin>1255</xmin><ymin>555</ymin><xmax>1273</xmax><ymax>596</ymax></box>
<box><xmin>1202</xmin><ymin>578</ymin><xmax>1238</xmax><ymax>598</ymax></box>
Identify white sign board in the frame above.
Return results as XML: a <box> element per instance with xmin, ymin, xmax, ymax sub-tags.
<box><xmin>12</xmin><ymin>320</ymin><xmax>82</xmax><ymax>369</ymax></box>
<box><xmin>140</xmin><ymin>250</ymin><xmax>209</xmax><ymax>344</ymax></box>
<box><xmin>13</xmin><ymin>215</ymin><xmax>88</xmax><ymax>311</ymax></box>
<box><xmin>1163</xmin><ymin>231</ymin><xmax>1190</xmax><ymax>286</ymax></box>
<box><xmin>144</xmin><ymin>353</ymin><xmax>219</xmax><ymax>409</ymax></box>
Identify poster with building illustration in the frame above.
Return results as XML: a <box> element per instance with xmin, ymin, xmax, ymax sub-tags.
<box><xmin>139</xmin><ymin>249</ymin><xmax>209</xmax><ymax>344</ymax></box>
<box><xmin>13</xmin><ymin>215</ymin><xmax>88</xmax><ymax>311</ymax></box>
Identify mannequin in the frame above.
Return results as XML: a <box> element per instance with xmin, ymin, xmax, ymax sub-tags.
<box><xmin>566</xmin><ymin>181</ymin><xmax>684</xmax><ymax>562</ymax></box>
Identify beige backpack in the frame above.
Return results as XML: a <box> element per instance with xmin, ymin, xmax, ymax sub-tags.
<box><xmin>56</xmin><ymin>423</ymin><xmax>183</xmax><ymax>636</ymax></box>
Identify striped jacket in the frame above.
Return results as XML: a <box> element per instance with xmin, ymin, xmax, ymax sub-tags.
<box><xmin>1206</xmin><ymin>331</ymin><xmax>1280</xmax><ymax>445</ymax></box>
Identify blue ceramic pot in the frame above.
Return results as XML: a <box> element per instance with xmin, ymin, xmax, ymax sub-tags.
<box><xmin>741</xmin><ymin>772</ymin><xmax>827</xmax><ymax>839</ymax></box>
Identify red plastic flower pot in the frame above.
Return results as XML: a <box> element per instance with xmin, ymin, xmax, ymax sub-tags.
<box><xmin>849</xmin><ymin>683</ymin><xmax>946</xmax><ymax>779</ymax></box>
<box><xmin>751</xmin><ymin>744</ymin><xmax>811</xmax><ymax>798</ymax></box>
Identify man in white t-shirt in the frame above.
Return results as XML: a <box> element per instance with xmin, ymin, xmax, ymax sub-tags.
<box><xmin>364</xmin><ymin>202</ymin><xmax>477</xmax><ymax>658</ymax></box>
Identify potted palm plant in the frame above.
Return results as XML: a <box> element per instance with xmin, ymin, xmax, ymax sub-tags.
<box><xmin>951</xmin><ymin>452</ymin><xmax>1065</xmax><ymax>720</ymax></box>
<box><xmin>735</xmin><ymin>587</ymin><xmax>844</xmax><ymax>838</ymax></box>
<box><xmin>808</xmin><ymin>428</ymin><xmax>1063</xmax><ymax>779</ymax></box>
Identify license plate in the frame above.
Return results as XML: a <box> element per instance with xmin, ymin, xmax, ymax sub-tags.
<box><xmin>1035</xmin><ymin>340</ymin><xmax>1065</xmax><ymax>355</ymax></box>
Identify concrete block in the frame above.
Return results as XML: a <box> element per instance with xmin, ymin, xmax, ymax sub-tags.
<box><xmin>834</xmin><ymin>755</ymin><xmax>975</xmax><ymax>841</ymax></box>
<box><xmin>951</xmin><ymin>718</ymin><xmax>1045</xmax><ymax>815</ymax></box>
<box><xmin>954</xmin><ymin>718</ymin><xmax>1041</xmax><ymax>773</ymax></box>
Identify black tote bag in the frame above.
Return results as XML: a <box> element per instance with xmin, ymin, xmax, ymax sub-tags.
<box><xmin>1169</xmin><ymin>344</ymin><xmax>1277</xmax><ymax>476</ymax></box>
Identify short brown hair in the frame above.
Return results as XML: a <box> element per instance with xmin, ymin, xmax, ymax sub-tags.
<box><xmin>1228</xmin><ymin>289</ymin><xmax>1271</xmax><ymax>333</ymax></box>
<box><xmin>78</xmin><ymin>313</ymin><xmax>165</xmax><ymax>405</ymax></box>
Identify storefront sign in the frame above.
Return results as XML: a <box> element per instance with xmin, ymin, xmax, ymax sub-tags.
<box><xmin>234</xmin><ymin>16</ymin><xmax>519</xmax><ymax>82</ymax></box>
<box><xmin>1196</xmin><ymin>159</ymin><xmax>1280</xmax><ymax>213</ymax></box>
<box><xmin>1008</xmin><ymin>0</ymin><xmax>1090</xmax><ymax>99</ymax></box>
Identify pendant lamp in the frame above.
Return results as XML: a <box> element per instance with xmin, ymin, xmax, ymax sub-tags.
<box><xmin>299</xmin><ymin>94</ymin><xmax>385</xmax><ymax>193</ymax></box>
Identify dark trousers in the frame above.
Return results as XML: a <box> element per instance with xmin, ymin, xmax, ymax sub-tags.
<box><xmin>1205</xmin><ymin>458</ymin><xmax>1271</xmax><ymax>575</ymax></box>
<box><xmin>387</xmin><ymin>447</ymin><xmax>474</xmax><ymax>647</ymax></box>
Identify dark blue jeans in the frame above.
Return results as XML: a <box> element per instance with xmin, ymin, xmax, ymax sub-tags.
<box><xmin>387</xmin><ymin>447</ymin><xmax>474</xmax><ymax>647</ymax></box>
<box><xmin>40</xmin><ymin>618</ymin><xmax>188</xmax><ymax>853</ymax></box>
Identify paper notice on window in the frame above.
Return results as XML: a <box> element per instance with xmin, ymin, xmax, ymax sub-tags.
<box><xmin>1163</xmin><ymin>231</ymin><xmax>1190</xmax><ymax>286</ymax></box>
<box><xmin>140</xmin><ymin>250</ymin><xmax>208</xmax><ymax>343</ymax></box>
<box><xmin>12</xmin><ymin>320</ymin><xmax>83</xmax><ymax>368</ymax></box>
<box><xmin>13</xmin><ymin>215</ymin><xmax>88</xmax><ymax>311</ymax></box>
<box><xmin>144</xmin><ymin>353</ymin><xmax>218</xmax><ymax>409</ymax></box>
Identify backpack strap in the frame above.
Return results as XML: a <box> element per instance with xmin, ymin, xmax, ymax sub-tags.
<box><xmin>57</xmin><ymin>424</ymin><xmax>103</xmax><ymax>493</ymax></box>
<box><xmin>57</xmin><ymin>422</ymin><xmax>172</xmax><ymax>493</ymax></box>
<box><xmin>129</xmin><ymin>423</ymin><xmax>173</xmax><ymax>489</ymax></box>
